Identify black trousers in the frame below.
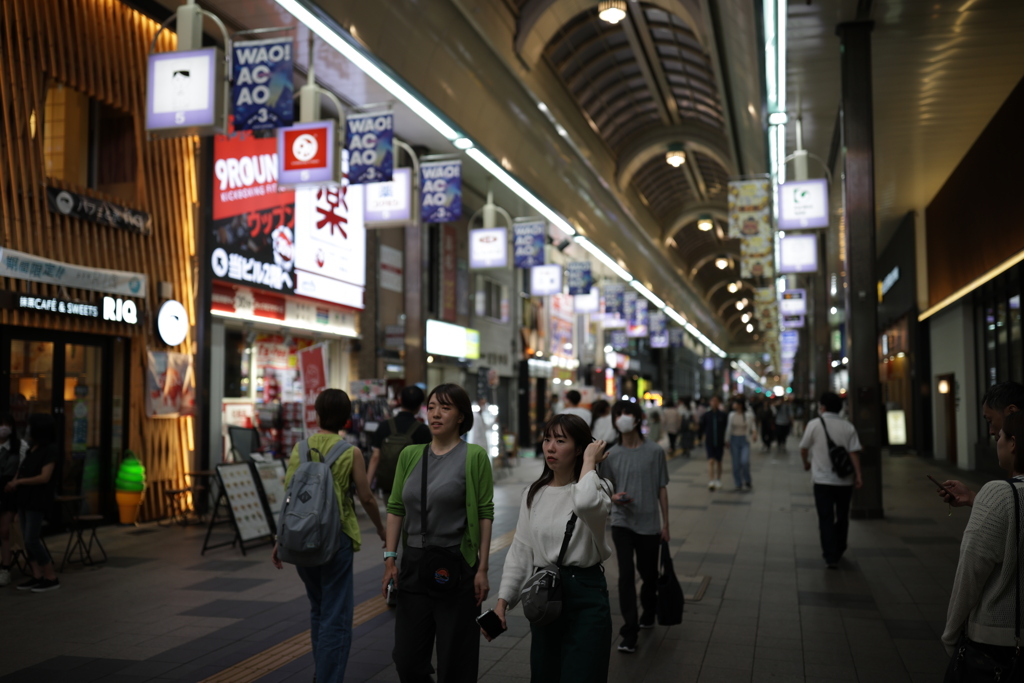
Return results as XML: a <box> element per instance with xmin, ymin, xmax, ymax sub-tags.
<box><xmin>611</xmin><ymin>526</ymin><xmax>660</xmax><ymax>639</ymax></box>
<box><xmin>813</xmin><ymin>484</ymin><xmax>854</xmax><ymax>563</ymax></box>
<box><xmin>530</xmin><ymin>566</ymin><xmax>612</xmax><ymax>683</ymax></box>
<box><xmin>393</xmin><ymin>547</ymin><xmax>480</xmax><ymax>683</ymax></box>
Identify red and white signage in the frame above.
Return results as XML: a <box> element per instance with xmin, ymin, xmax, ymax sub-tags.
<box><xmin>293</xmin><ymin>182</ymin><xmax>366</xmax><ymax>310</ymax></box>
<box><xmin>277</xmin><ymin>120</ymin><xmax>337</xmax><ymax>186</ymax></box>
<box><xmin>252</xmin><ymin>291</ymin><xmax>286</xmax><ymax>320</ymax></box>
<box><xmin>213</xmin><ymin>128</ymin><xmax>293</xmax><ymax>220</ymax></box>
<box><xmin>297</xmin><ymin>344</ymin><xmax>328</xmax><ymax>436</ymax></box>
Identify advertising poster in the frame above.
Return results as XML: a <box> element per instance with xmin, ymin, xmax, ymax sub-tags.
<box><xmin>346</xmin><ymin>112</ymin><xmax>393</xmax><ymax>184</ymax></box>
<box><xmin>146</xmin><ymin>351</ymin><xmax>194</xmax><ymax>418</ymax></box>
<box><xmin>420</xmin><ymin>160</ymin><xmax>462</xmax><ymax>223</ymax></box>
<box><xmin>549</xmin><ymin>293</ymin><xmax>574</xmax><ymax>356</ymax></box>
<box><xmin>728</xmin><ymin>179</ymin><xmax>774</xmax><ymax>282</ymax></box>
<box><xmin>625</xmin><ymin>291</ymin><xmax>649</xmax><ymax>338</ymax></box>
<box><xmin>469</xmin><ymin>228</ymin><xmax>508</xmax><ymax>269</ymax></box>
<box><xmin>604</xmin><ymin>283</ymin><xmax>625</xmax><ymax>316</ymax></box>
<box><xmin>609</xmin><ymin>329</ymin><xmax>629</xmax><ymax>352</ymax></box>
<box><xmin>232</xmin><ymin>38</ymin><xmax>294</xmax><ymax>131</ymax></box>
<box><xmin>297</xmin><ymin>344</ymin><xmax>327</xmax><ymax>436</ymax></box>
<box><xmin>649</xmin><ymin>311</ymin><xmax>668</xmax><ymax>348</ymax></box>
<box><xmin>293</xmin><ymin>182</ymin><xmax>367</xmax><ymax>310</ymax></box>
<box><xmin>566</xmin><ymin>262</ymin><xmax>593</xmax><ymax>296</ymax></box>
<box><xmin>379</xmin><ymin>245</ymin><xmax>403</xmax><ymax>293</ymax></box>
<box><xmin>513</xmin><ymin>220</ymin><xmax>546</xmax><ymax>268</ymax></box>
<box><xmin>669</xmin><ymin>328</ymin><xmax>685</xmax><ymax>349</ymax></box>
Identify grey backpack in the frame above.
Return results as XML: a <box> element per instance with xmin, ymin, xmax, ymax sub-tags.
<box><xmin>277</xmin><ymin>439</ymin><xmax>351</xmax><ymax>567</ymax></box>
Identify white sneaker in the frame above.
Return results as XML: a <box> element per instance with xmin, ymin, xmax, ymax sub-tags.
<box><xmin>708</xmin><ymin>480</ymin><xmax>716</xmax><ymax>490</ymax></box>
<box><xmin>714</xmin><ymin>480</ymin><xmax>722</xmax><ymax>490</ymax></box>
<box><xmin>0</xmin><ymin>568</ymin><xmax>10</xmax><ymax>587</ymax></box>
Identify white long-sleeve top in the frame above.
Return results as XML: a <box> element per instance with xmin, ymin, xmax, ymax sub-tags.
<box><xmin>497</xmin><ymin>470</ymin><xmax>613</xmax><ymax>608</ymax></box>
<box><xmin>943</xmin><ymin>478</ymin><xmax>1024</xmax><ymax>655</ymax></box>
<box><xmin>725</xmin><ymin>411</ymin><xmax>757</xmax><ymax>439</ymax></box>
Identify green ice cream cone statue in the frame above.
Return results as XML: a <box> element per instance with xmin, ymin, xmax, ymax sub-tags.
<box><xmin>115</xmin><ymin>450</ymin><xmax>146</xmax><ymax>524</ymax></box>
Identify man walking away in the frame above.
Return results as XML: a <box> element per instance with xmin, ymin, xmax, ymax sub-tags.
<box><xmin>774</xmin><ymin>400</ymin><xmax>793</xmax><ymax>451</ymax></box>
<box><xmin>662</xmin><ymin>400</ymin><xmax>682</xmax><ymax>455</ymax></box>
<box><xmin>367</xmin><ymin>385</ymin><xmax>432</xmax><ymax>500</ymax></box>
<box><xmin>701</xmin><ymin>396</ymin><xmax>728</xmax><ymax>490</ymax></box>
<box><xmin>800</xmin><ymin>392</ymin><xmax>863</xmax><ymax>569</ymax></box>
<box><xmin>559</xmin><ymin>390</ymin><xmax>593</xmax><ymax>425</ymax></box>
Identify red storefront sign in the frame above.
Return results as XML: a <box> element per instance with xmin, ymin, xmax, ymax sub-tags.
<box><xmin>213</xmin><ymin>127</ymin><xmax>294</xmax><ymax>220</ymax></box>
<box><xmin>252</xmin><ymin>290</ymin><xmax>286</xmax><ymax>320</ymax></box>
<box><xmin>298</xmin><ymin>344</ymin><xmax>327</xmax><ymax>435</ymax></box>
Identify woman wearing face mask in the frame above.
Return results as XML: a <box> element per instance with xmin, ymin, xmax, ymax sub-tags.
<box><xmin>726</xmin><ymin>398</ymin><xmax>757</xmax><ymax>491</ymax></box>
<box><xmin>943</xmin><ymin>411</ymin><xmax>1024</xmax><ymax>676</ymax></box>
<box><xmin>0</xmin><ymin>414</ymin><xmax>28</xmax><ymax>587</ymax></box>
<box><xmin>599</xmin><ymin>400</ymin><xmax>670</xmax><ymax>654</ymax></box>
<box><xmin>5</xmin><ymin>413</ymin><xmax>60</xmax><ymax>592</ymax></box>
<box><xmin>489</xmin><ymin>414</ymin><xmax>613</xmax><ymax>681</ymax></box>
<box><xmin>381</xmin><ymin>383</ymin><xmax>494</xmax><ymax>682</ymax></box>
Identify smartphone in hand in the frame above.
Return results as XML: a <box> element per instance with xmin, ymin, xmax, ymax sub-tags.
<box><xmin>927</xmin><ymin>475</ymin><xmax>948</xmax><ymax>491</ymax></box>
<box><xmin>477</xmin><ymin>610</ymin><xmax>506</xmax><ymax>639</ymax></box>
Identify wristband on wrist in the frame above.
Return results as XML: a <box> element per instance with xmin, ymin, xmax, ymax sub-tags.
<box><xmin>384</xmin><ymin>551</ymin><xmax>398</xmax><ymax>561</ymax></box>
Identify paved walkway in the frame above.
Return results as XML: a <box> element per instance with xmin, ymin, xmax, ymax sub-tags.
<box><xmin>0</xmin><ymin>441</ymin><xmax>991</xmax><ymax>682</ymax></box>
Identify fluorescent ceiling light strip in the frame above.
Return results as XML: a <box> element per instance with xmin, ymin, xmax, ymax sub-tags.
<box><xmin>573</xmin><ymin>235</ymin><xmax>632</xmax><ymax>282</ymax></box>
<box><xmin>777</xmin><ymin>0</ymin><xmax>787</xmax><ymax>112</ymax></box>
<box><xmin>465</xmin><ymin>148</ymin><xmax>575</xmax><ymax>237</ymax></box>
<box><xmin>664</xmin><ymin>308</ymin><xmax>686</xmax><ymax>326</ymax></box>
<box><xmin>630</xmin><ymin>280</ymin><xmax>666</xmax><ymax>310</ymax></box>
<box><xmin>212</xmin><ymin>308</ymin><xmax>359</xmax><ymax>338</ymax></box>
<box><xmin>274</xmin><ymin>0</ymin><xmax>459</xmax><ymax>140</ymax></box>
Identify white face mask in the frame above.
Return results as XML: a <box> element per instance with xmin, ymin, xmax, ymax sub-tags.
<box><xmin>615</xmin><ymin>415</ymin><xmax>636</xmax><ymax>434</ymax></box>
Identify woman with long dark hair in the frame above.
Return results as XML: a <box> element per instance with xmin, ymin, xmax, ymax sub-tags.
<box><xmin>381</xmin><ymin>383</ymin><xmax>494</xmax><ymax>682</ymax></box>
<box><xmin>0</xmin><ymin>414</ymin><xmax>28</xmax><ymax>587</ymax></box>
<box><xmin>5</xmin><ymin>413</ymin><xmax>60</xmax><ymax>592</ymax></box>
<box><xmin>491</xmin><ymin>414</ymin><xmax>613</xmax><ymax>681</ymax></box>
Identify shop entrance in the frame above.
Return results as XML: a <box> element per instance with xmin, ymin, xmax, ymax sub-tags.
<box><xmin>1</xmin><ymin>328</ymin><xmax>127</xmax><ymax>521</ymax></box>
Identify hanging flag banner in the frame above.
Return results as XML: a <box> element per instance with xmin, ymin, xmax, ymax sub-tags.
<box><xmin>609</xmin><ymin>329</ymin><xmax>629</xmax><ymax>352</ymax></box>
<box><xmin>574</xmin><ymin>286</ymin><xmax>600</xmax><ymax>314</ymax></box>
<box><xmin>728</xmin><ymin>178</ymin><xmax>774</xmax><ymax>283</ymax></box>
<box><xmin>469</xmin><ymin>228</ymin><xmax>508</xmax><ymax>269</ymax></box>
<box><xmin>346</xmin><ymin>111</ymin><xmax>393</xmax><ymax>184</ymax></box>
<box><xmin>604</xmin><ymin>283</ymin><xmax>625</xmax><ymax>316</ymax></box>
<box><xmin>566</xmin><ymin>262</ymin><xmax>593</xmax><ymax>296</ymax></box>
<box><xmin>232</xmin><ymin>38</ymin><xmax>294</xmax><ymax>131</ymax></box>
<box><xmin>277</xmin><ymin>120</ymin><xmax>337</xmax><ymax>186</ymax></box>
<box><xmin>669</xmin><ymin>328</ymin><xmax>685</xmax><ymax>348</ymax></box>
<box><xmin>530</xmin><ymin>264</ymin><xmax>562</xmax><ymax>296</ymax></box>
<box><xmin>626</xmin><ymin>292</ymin><xmax>649</xmax><ymax>338</ymax></box>
<box><xmin>649</xmin><ymin>311</ymin><xmax>668</xmax><ymax>348</ymax></box>
<box><xmin>513</xmin><ymin>220</ymin><xmax>546</xmax><ymax>268</ymax></box>
<box><xmin>297</xmin><ymin>344</ymin><xmax>328</xmax><ymax>436</ymax></box>
<box><xmin>421</xmin><ymin>160</ymin><xmax>462</xmax><ymax>223</ymax></box>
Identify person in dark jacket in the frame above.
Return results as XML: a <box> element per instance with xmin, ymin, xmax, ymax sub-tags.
<box><xmin>700</xmin><ymin>396</ymin><xmax>728</xmax><ymax>490</ymax></box>
<box><xmin>6</xmin><ymin>414</ymin><xmax>60</xmax><ymax>592</ymax></box>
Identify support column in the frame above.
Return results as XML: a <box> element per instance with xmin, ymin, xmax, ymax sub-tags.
<box><xmin>812</xmin><ymin>235</ymin><xmax>831</xmax><ymax>398</ymax></box>
<box><xmin>837</xmin><ymin>20</ymin><xmax>883</xmax><ymax>518</ymax></box>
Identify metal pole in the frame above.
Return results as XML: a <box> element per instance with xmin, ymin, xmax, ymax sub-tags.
<box><xmin>395</xmin><ymin>139</ymin><xmax>425</xmax><ymax>385</ymax></box>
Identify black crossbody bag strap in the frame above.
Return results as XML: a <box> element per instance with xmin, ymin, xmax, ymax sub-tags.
<box><xmin>1009</xmin><ymin>479</ymin><xmax>1021</xmax><ymax>652</ymax></box>
<box><xmin>819</xmin><ymin>416</ymin><xmax>838</xmax><ymax>450</ymax></box>
<box><xmin>555</xmin><ymin>514</ymin><xmax>578</xmax><ymax>568</ymax></box>
<box><xmin>420</xmin><ymin>444</ymin><xmax>430</xmax><ymax>545</ymax></box>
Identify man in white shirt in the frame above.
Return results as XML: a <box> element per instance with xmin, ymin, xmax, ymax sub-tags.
<box><xmin>800</xmin><ymin>392</ymin><xmax>863</xmax><ymax>569</ymax></box>
<box><xmin>558</xmin><ymin>390</ymin><xmax>592</xmax><ymax>425</ymax></box>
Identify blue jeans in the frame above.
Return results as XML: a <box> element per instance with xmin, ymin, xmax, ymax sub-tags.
<box><xmin>729</xmin><ymin>436</ymin><xmax>751</xmax><ymax>488</ymax></box>
<box><xmin>19</xmin><ymin>509</ymin><xmax>52</xmax><ymax>567</ymax></box>
<box><xmin>296</xmin><ymin>534</ymin><xmax>354</xmax><ymax>683</ymax></box>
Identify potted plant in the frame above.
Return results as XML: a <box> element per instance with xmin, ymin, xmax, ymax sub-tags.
<box><xmin>115</xmin><ymin>450</ymin><xmax>146</xmax><ymax>525</ymax></box>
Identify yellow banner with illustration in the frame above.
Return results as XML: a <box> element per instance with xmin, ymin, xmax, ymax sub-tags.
<box><xmin>728</xmin><ymin>179</ymin><xmax>774</xmax><ymax>282</ymax></box>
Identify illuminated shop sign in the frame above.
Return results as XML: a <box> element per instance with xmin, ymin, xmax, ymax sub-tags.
<box><xmin>365</xmin><ymin>167</ymin><xmax>412</xmax><ymax>227</ymax></box>
<box><xmin>777</xmin><ymin>178</ymin><xmax>829</xmax><ymax>230</ymax></box>
<box><xmin>530</xmin><ymin>264</ymin><xmax>562</xmax><ymax>296</ymax></box>
<box><xmin>469</xmin><ymin>228</ymin><xmax>508</xmax><ymax>269</ymax></box>
<box><xmin>13</xmin><ymin>295</ymin><xmax>138</xmax><ymax>324</ymax></box>
<box><xmin>146</xmin><ymin>48</ymin><xmax>225</xmax><ymax>136</ymax></box>
<box><xmin>779</xmin><ymin>289</ymin><xmax>807</xmax><ymax>317</ymax></box>
<box><xmin>778</xmin><ymin>233</ymin><xmax>819</xmax><ymax>274</ymax></box>
<box><xmin>277</xmin><ymin>120</ymin><xmax>338</xmax><ymax>186</ymax></box>
<box><xmin>425</xmin><ymin>319</ymin><xmax>480</xmax><ymax>360</ymax></box>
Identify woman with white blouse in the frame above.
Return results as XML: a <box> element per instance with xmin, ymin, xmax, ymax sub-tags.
<box><xmin>726</xmin><ymin>398</ymin><xmax>757</xmax><ymax>491</ymax></box>
<box><xmin>489</xmin><ymin>414</ymin><xmax>614</xmax><ymax>682</ymax></box>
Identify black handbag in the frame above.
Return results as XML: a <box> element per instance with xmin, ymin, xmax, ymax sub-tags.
<box><xmin>818</xmin><ymin>417</ymin><xmax>854</xmax><ymax>478</ymax></box>
<box><xmin>520</xmin><ymin>513</ymin><xmax>578</xmax><ymax>626</ymax></box>
<box><xmin>945</xmin><ymin>479</ymin><xmax>1024</xmax><ymax>682</ymax></box>
<box><xmin>656</xmin><ymin>540</ymin><xmax>684</xmax><ymax>626</ymax></box>
<box><xmin>415</xmin><ymin>445</ymin><xmax>463</xmax><ymax>597</ymax></box>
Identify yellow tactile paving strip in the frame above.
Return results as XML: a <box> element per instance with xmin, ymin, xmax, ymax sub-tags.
<box><xmin>200</xmin><ymin>530</ymin><xmax>516</xmax><ymax>683</ymax></box>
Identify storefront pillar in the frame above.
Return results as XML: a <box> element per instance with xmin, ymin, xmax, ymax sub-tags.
<box><xmin>195</xmin><ymin>137</ymin><xmax>215</xmax><ymax>478</ymax></box>
<box><xmin>837</xmin><ymin>20</ymin><xmax>883</xmax><ymax>518</ymax></box>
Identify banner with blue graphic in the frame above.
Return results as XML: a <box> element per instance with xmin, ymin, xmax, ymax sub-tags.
<box><xmin>232</xmin><ymin>38</ymin><xmax>294</xmax><ymax>131</ymax></box>
<box><xmin>566</xmin><ymin>262</ymin><xmax>593</xmax><ymax>296</ymax></box>
<box><xmin>346</xmin><ymin>112</ymin><xmax>393</xmax><ymax>184</ymax></box>
<box><xmin>421</xmin><ymin>160</ymin><xmax>462</xmax><ymax>223</ymax></box>
<box><xmin>649</xmin><ymin>311</ymin><xmax>668</xmax><ymax>348</ymax></box>
<box><xmin>604</xmin><ymin>283</ymin><xmax>625</xmax><ymax>316</ymax></box>
<box><xmin>609</xmin><ymin>329</ymin><xmax>629</xmax><ymax>352</ymax></box>
<box><xmin>669</xmin><ymin>328</ymin><xmax>685</xmax><ymax>349</ymax></box>
<box><xmin>513</xmin><ymin>220</ymin><xmax>546</xmax><ymax>268</ymax></box>
<box><xmin>626</xmin><ymin>293</ymin><xmax>649</xmax><ymax>338</ymax></box>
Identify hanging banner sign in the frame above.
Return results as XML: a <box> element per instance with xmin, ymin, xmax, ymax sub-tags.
<box><xmin>46</xmin><ymin>187</ymin><xmax>151</xmax><ymax>236</ymax></box>
<box><xmin>779</xmin><ymin>289</ymin><xmax>807</xmax><ymax>316</ymax></box>
<box><xmin>513</xmin><ymin>220</ymin><xmax>546</xmax><ymax>268</ymax></box>
<box><xmin>364</xmin><ymin>167</ymin><xmax>412</xmax><ymax>227</ymax></box>
<box><xmin>604</xmin><ymin>283</ymin><xmax>625</xmax><ymax>316</ymax></box>
<box><xmin>626</xmin><ymin>293</ymin><xmax>649</xmax><ymax>338</ymax></box>
<box><xmin>777</xmin><ymin>178</ymin><xmax>829</xmax><ymax>230</ymax></box>
<box><xmin>277</xmin><ymin>120</ymin><xmax>337</xmax><ymax>186</ymax></box>
<box><xmin>779</xmin><ymin>233</ymin><xmax>819</xmax><ymax>274</ymax></box>
<box><xmin>0</xmin><ymin>247</ymin><xmax>146</xmax><ymax>298</ymax></box>
<box><xmin>469</xmin><ymin>228</ymin><xmax>508</xmax><ymax>269</ymax></box>
<box><xmin>346</xmin><ymin>111</ymin><xmax>393</xmax><ymax>184</ymax></box>
<box><xmin>649</xmin><ymin>311</ymin><xmax>668</xmax><ymax>348</ymax></box>
<box><xmin>146</xmin><ymin>47</ymin><xmax>224</xmax><ymax>136</ymax></box>
<box><xmin>298</xmin><ymin>344</ymin><xmax>328</xmax><ymax>436</ymax></box>
<box><xmin>728</xmin><ymin>179</ymin><xmax>774</xmax><ymax>283</ymax></box>
<box><xmin>669</xmin><ymin>328</ymin><xmax>685</xmax><ymax>348</ymax></box>
<box><xmin>566</xmin><ymin>262</ymin><xmax>593</xmax><ymax>296</ymax></box>
<box><xmin>609</xmin><ymin>329</ymin><xmax>628</xmax><ymax>353</ymax></box>
<box><xmin>530</xmin><ymin>264</ymin><xmax>562</xmax><ymax>296</ymax></box>
<box><xmin>420</xmin><ymin>160</ymin><xmax>462</xmax><ymax>223</ymax></box>
<box><xmin>782</xmin><ymin>314</ymin><xmax>805</xmax><ymax>329</ymax></box>
<box><xmin>574</xmin><ymin>286</ymin><xmax>600</xmax><ymax>314</ymax></box>
<box><xmin>232</xmin><ymin>38</ymin><xmax>294</xmax><ymax>131</ymax></box>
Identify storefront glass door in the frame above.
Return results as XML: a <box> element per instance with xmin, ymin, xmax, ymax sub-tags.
<box><xmin>9</xmin><ymin>340</ymin><xmax>56</xmax><ymax>433</ymax></box>
<box><xmin>63</xmin><ymin>344</ymin><xmax>104</xmax><ymax>514</ymax></box>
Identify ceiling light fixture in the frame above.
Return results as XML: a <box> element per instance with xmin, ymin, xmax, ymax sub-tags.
<box><xmin>736</xmin><ymin>300</ymin><xmax>746</xmax><ymax>311</ymax></box>
<box><xmin>727</xmin><ymin>282</ymin><xmax>739</xmax><ymax>294</ymax></box>
<box><xmin>598</xmin><ymin>0</ymin><xmax>628</xmax><ymax>24</ymax></box>
<box><xmin>741</xmin><ymin>313</ymin><xmax>751</xmax><ymax>323</ymax></box>
<box><xmin>453</xmin><ymin>137</ymin><xmax>474</xmax><ymax>150</ymax></box>
<box><xmin>665</xmin><ymin>143</ymin><xmax>686</xmax><ymax>168</ymax></box>
<box><xmin>746</xmin><ymin>323</ymin><xmax>754</xmax><ymax>333</ymax></box>
<box><xmin>697</xmin><ymin>214</ymin><xmax>714</xmax><ymax>232</ymax></box>
<box><xmin>715</xmin><ymin>257</ymin><xmax>729</xmax><ymax>270</ymax></box>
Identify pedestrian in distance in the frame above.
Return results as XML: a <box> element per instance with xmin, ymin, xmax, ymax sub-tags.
<box><xmin>662</xmin><ymin>399</ymin><xmax>681</xmax><ymax>455</ymax></box>
<box><xmin>799</xmin><ymin>392</ymin><xmax>863</xmax><ymax>569</ymax></box>
<box><xmin>271</xmin><ymin>389</ymin><xmax>386</xmax><ymax>683</ymax></box>
<box><xmin>726</xmin><ymin>397</ymin><xmax>757</xmax><ymax>491</ymax></box>
<box><xmin>590</xmin><ymin>399</ymin><xmax>617</xmax><ymax>444</ymax></box>
<box><xmin>381</xmin><ymin>383</ymin><xmax>494</xmax><ymax>683</ymax></box>
<box><xmin>0</xmin><ymin>413</ymin><xmax>28</xmax><ymax>588</ymax></box>
<box><xmin>490</xmin><ymin>414</ymin><xmax>614</xmax><ymax>681</ymax></box>
<box><xmin>939</xmin><ymin>381</ymin><xmax>1024</xmax><ymax>508</ymax></box>
<box><xmin>701</xmin><ymin>396</ymin><xmax>728</xmax><ymax>490</ymax></box>
<box><xmin>600</xmin><ymin>400</ymin><xmax>670</xmax><ymax>654</ymax></box>
<box><xmin>367</xmin><ymin>385</ymin><xmax>432</xmax><ymax>500</ymax></box>
<box><xmin>558</xmin><ymin>389</ymin><xmax>592</xmax><ymax>425</ymax></box>
<box><xmin>774</xmin><ymin>399</ymin><xmax>793</xmax><ymax>450</ymax></box>
<box><xmin>942</xmin><ymin>410</ymin><xmax>1024</xmax><ymax>676</ymax></box>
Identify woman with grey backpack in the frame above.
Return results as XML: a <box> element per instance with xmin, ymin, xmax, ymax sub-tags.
<box><xmin>488</xmin><ymin>414</ymin><xmax>614</xmax><ymax>682</ymax></box>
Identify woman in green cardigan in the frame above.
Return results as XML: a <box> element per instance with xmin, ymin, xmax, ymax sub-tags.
<box><xmin>382</xmin><ymin>383</ymin><xmax>494</xmax><ymax>682</ymax></box>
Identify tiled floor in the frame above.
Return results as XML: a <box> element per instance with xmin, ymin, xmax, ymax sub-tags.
<box><xmin>0</xmin><ymin>440</ymin><xmax>990</xmax><ymax>682</ymax></box>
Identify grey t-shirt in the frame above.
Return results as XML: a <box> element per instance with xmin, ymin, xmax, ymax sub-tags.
<box><xmin>401</xmin><ymin>441</ymin><xmax>468</xmax><ymax>549</ymax></box>
<box><xmin>600</xmin><ymin>439</ymin><xmax>669</xmax><ymax>535</ymax></box>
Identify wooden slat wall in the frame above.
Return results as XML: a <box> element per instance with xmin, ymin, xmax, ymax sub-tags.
<box><xmin>0</xmin><ymin>0</ymin><xmax>199</xmax><ymax>521</ymax></box>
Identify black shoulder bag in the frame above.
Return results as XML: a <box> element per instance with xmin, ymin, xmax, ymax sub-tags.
<box><xmin>945</xmin><ymin>480</ymin><xmax>1024</xmax><ymax>682</ymax></box>
<box><xmin>416</xmin><ymin>445</ymin><xmax>465</xmax><ymax>597</ymax></box>
<box><xmin>819</xmin><ymin>417</ymin><xmax>854</xmax><ymax>478</ymax></box>
<box><xmin>520</xmin><ymin>513</ymin><xmax>578</xmax><ymax>627</ymax></box>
